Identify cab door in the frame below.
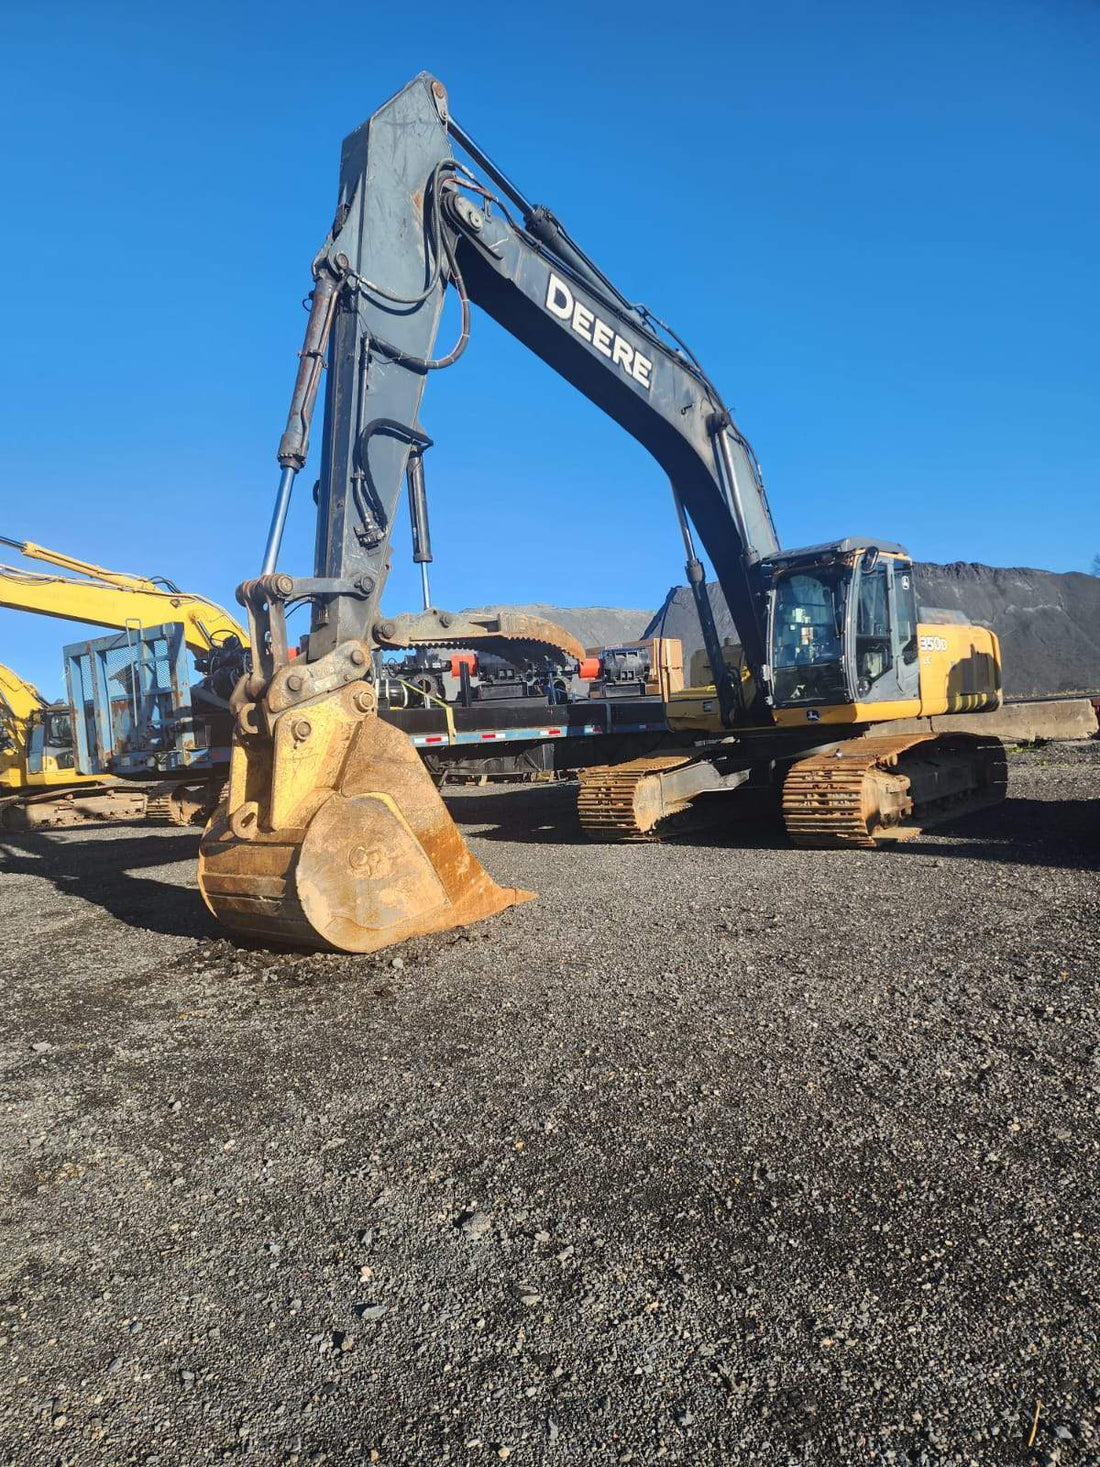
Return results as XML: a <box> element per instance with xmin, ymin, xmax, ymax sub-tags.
<box><xmin>850</xmin><ymin>555</ymin><xmax>919</xmax><ymax>706</ymax></box>
<box><xmin>890</xmin><ymin>560</ymin><xmax>920</xmax><ymax>701</ymax></box>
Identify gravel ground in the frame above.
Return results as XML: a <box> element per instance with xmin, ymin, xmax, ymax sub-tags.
<box><xmin>1</xmin><ymin>742</ymin><xmax>1098</xmax><ymax>1466</ymax></box>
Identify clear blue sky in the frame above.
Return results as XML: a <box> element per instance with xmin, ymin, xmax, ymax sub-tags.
<box><xmin>2</xmin><ymin>0</ymin><xmax>1097</xmax><ymax>696</ymax></box>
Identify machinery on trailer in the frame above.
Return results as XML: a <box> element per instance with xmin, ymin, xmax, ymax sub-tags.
<box><xmin>198</xmin><ymin>73</ymin><xmax>1004</xmax><ymax>953</ymax></box>
<box><xmin>0</xmin><ymin>661</ymin><xmax>145</xmax><ymax>829</ymax></box>
<box><xmin>0</xmin><ymin>537</ymin><xmax>250</xmax><ymax>823</ymax></box>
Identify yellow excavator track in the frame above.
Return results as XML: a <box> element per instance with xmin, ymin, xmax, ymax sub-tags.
<box><xmin>576</xmin><ymin>754</ymin><xmax>697</xmax><ymax>842</ymax></box>
<box><xmin>146</xmin><ymin>780</ymin><xmax>226</xmax><ymax>828</ymax></box>
<box><xmin>781</xmin><ymin>732</ymin><xmax>1007</xmax><ymax>848</ymax></box>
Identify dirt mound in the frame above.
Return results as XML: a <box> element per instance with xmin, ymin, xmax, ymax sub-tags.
<box><xmin>913</xmin><ymin>563</ymin><xmax>1100</xmax><ymax>695</ymax></box>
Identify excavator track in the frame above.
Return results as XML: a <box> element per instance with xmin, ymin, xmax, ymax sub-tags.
<box><xmin>144</xmin><ymin>793</ymin><xmax>179</xmax><ymax>825</ymax></box>
<box><xmin>146</xmin><ymin>781</ymin><xmax>228</xmax><ymax>827</ymax></box>
<box><xmin>391</xmin><ymin>635</ymin><xmax>580</xmax><ymax>664</ymax></box>
<box><xmin>576</xmin><ymin>755</ymin><xmax>697</xmax><ymax>842</ymax></box>
<box><xmin>781</xmin><ymin>733</ymin><xmax>1007</xmax><ymax>848</ymax></box>
<box><xmin>0</xmin><ymin>784</ymin><xmax>147</xmax><ymax>831</ymax></box>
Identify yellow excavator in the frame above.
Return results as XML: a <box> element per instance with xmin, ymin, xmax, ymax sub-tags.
<box><xmin>0</xmin><ymin>537</ymin><xmax>249</xmax><ymax>825</ymax></box>
<box><xmin>197</xmin><ymin>74</ymin><xmax>1004</xmax><ymax>954</ymax></box>
<box><xmin>0</xmin><ymin>537</ymin><xmax>247</xmax><ymax>651</ymax></box>
<box><xmin>0</xmin><ymin>661</ymin><xmax>146</xmax><ymax>829</ymax></box>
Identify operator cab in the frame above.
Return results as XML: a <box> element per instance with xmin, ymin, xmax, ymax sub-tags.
<box><xmin>23</xmin><ymin>704</ymin><xmax>78</xmax><ymax>776</ymax></box>
<box><xmin>43</xmin><ymin>705</ymin><xmax>76</xmax><ymax>769</ymax></box>
<box><xmin>762</xmin><ymin>538</ymin><xmax>919</xmax><ymax>716</ymax></box>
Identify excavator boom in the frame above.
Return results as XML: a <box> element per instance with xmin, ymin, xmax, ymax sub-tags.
<box><xmin>0</xmin><ymin>536</ymin><xmax>162</xmax><ymax>592</ymax></box>
<box><xmin>0</xmin><ymin>538</ymin><xmax>248</xmax><ymax>654</ymax></box>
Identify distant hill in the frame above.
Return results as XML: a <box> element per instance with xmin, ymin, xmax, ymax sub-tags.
<box><xmin>912</xmin><ymin>563</ymin><xmax>1100</xmax><ymax>695</ymax></box>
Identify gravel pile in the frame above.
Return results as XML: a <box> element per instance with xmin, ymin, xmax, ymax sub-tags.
<box><xmin>1</xmin><ymin>743</ymin><xmax>1098</xmax><ymax>1465</ymax></box>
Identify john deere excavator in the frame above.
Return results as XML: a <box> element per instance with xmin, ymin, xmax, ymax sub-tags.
<box><xmin>0</xmin><ymin>537</ymin><xmax>249</xmax><ymax>824</ymax></box>
<box><xmin>198</xmin><ymin>72</ymin><xmax>1004</xmax><ymax>953</ymax></box>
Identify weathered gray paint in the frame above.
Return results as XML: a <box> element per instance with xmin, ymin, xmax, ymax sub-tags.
<box><xmin>288</xmin><ymin>72</ymin><xmax>780</xmax><ymax>711</ymax></box>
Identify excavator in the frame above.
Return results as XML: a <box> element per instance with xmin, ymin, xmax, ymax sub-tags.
<box><xmin>0</xmin><ymin>537</ymin><xmax>249</xmax><ymax>824</ymax></box>
<box><xmin>198</xmin><ymin>73</ymin><xmax>1004</xmax><ymax>953</ymax></box>
<box><xmin>0</xmin><ymin>661</ymin><xmax>145</xmax><ymax>828</ymax></box>
<box><xmin>0</xmin><ymin>537</ymin><xmax>248</xmax><ymax>654</ymax></box>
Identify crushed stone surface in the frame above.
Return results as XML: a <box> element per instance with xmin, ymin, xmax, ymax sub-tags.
<box><xmin>1</xmin><ymin>743</ymin><xmax>1098</xmax><ymax>1465</ymax></box>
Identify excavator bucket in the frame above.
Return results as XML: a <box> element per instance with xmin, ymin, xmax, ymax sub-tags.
<box><xmin>197</xmin><ymin>685</ymin><xmax>532</xmax><ymax>953</ymax></box>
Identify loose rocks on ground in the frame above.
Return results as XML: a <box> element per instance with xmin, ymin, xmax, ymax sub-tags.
<box><xmin>0</xmin><ymin>743</ymin><xmax>1097</xmax><ymax>1464</ymax></box>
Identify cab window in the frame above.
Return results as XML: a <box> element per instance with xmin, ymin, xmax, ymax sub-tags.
<box><xmin>893</xmin><ymin>561</ymin><xmax>918</xmax><ymax>663</ymax></box>
<box><xmin>770</xmin><ymin>569</ymin><xmax>849</xmax><ymax>705</ymax></box>
<box><xmin>856</xmin><ymin>566</ymin><xmax>893</xmax><ymax>687</ymax></box>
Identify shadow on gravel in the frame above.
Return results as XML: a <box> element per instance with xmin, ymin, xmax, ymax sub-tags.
<box><xmin>0</xmin><ymin>828</ymin><xmax>219</xmax><ymax>938</ymax></box>
<box><xmin>443</xmin><ymin>783</ymin><xmax>790</xmax><ymax>846</ymax></box>
<box><xmin>447</xmin><ymin>782</ymin><xmax>1100</xmax><ymax>869</ymax></box>
<box><xmin>908</xmin><ymin>797</ymin><xmax>1100</xmax><ymax>871</ymax></box>
<box><xmin>445</xmin><ymin>782</ymin><xmax>589</xmax><ymax>844</ymax></box>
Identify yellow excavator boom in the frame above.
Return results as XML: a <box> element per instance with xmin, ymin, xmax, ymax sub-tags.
<box><xmin>0</xmin><ymin>536</ymin><xmax>248</xmax><ymax>653</ymax></box>
<box><xmin>4</xmin><ymin>538</ymin><xmax>163</xmax><ymax>592</ymax></box>
<box><xmin>0</xmin><ymin>659</ymin><xmax>45</xmax><ymax>727</ymax></box>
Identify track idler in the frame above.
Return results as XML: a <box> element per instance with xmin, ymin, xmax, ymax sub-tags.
<box><xmin>197</xmin><ymin>680</ymin><xmax>532</xmax><ymax>953</ymax></box>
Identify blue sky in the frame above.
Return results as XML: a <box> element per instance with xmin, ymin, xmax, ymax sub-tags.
<box><xmin>1</xmin><ymin>0</ymin><xmax>1097</xmax><ymax>695</ymax></box>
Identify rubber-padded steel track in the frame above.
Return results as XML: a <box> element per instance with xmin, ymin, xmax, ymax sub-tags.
<box><xmin>782</xmin><ymin>733</ymin><xmax>1007</xmax><ymax>848</ymax></box>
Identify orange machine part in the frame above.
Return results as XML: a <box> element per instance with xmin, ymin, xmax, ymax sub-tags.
<box><xmin>578</xmin><ymin>656</ymin><xmax>601</xmax><ymax>680</ymax></box>
<box><xmin>450</xmin><ymin>653</ymin><xmax>478</xmax><ymax>678</ymax></box>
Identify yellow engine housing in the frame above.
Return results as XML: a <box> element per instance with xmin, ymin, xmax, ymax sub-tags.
<box><xmin>666</xmin><ymin>622</ymin><xmax>1001</xmax><ymax>733</ymax></box>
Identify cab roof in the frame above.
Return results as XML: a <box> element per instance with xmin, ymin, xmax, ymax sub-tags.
<box><xmin>763</xmin><ymin>537</ymin><xmax>910</xmax><ymax>565</ymax></box>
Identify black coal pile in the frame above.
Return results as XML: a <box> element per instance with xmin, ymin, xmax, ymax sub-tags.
<box><xmin>913</xmin><ymin>563</ymin><xmax>1100</xmax><ymax>695</ymax></box>
<box><xmin>645</xmin><ymin>563</ymin><xmax>1100</xmax><ymax>698</ymax></box>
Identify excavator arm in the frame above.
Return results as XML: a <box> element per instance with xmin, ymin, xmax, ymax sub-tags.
<box><xmin>258</xmin><ymin>72</ymin><xmax>776</xmax><ymax>717</ymax></box>
<box><xmin>2</xmin><ymin>538</ymin><xmax>163</xmax><ymax>592</ymax></box>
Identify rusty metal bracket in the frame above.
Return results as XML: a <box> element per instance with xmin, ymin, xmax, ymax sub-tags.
<box><xmin>265</xmin><ymin>640</ymin><xmax>375</xmax><ymax>718</ymax></box>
